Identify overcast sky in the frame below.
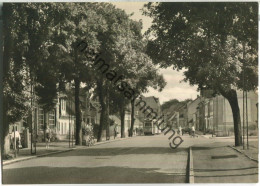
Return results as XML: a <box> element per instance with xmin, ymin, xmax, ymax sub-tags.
<box><xmin>112</xmin><ymin>2</ymin><xmax>199</xmax><ymax>104</ymax></box>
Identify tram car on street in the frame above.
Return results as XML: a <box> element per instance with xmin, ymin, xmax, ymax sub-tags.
<box><xmin>143</xmin><ymin>119</ymin><xmax>159</xmax><ymax>135</ymax></box>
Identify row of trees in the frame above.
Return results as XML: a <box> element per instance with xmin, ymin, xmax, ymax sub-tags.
<box><xmin>143</xmin><ymin>2</ymin><xmax>258</xmax><ymax>146</ymax></box>
<box><xmin>3</xmin><ymin>2</ymin><xmax>166</xmax><ymax>153</ymax></box>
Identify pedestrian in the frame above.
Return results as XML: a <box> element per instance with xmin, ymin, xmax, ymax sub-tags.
<box><xmin>191</xmin><ymin>125</ymin><xmax>195</xmax><ymax>138</ymax></box>
<box><xmin>10</xmin><ymin>128</ymin><xmax>21</xmax><ymax>151</ymax></box>
<box><xmin>46</xmin><ymin>127</ymin><xmax>51</xmax><ymax>149</ymax></box>
<box><xmin>114</xmin><ymin>125</ymin><xmax>117</xmax><ymax>139</ymax></box>
<box><xmin>178</xmin><ymin>126</ymin><xmax>182</xmax><ymax>136</ymax></box>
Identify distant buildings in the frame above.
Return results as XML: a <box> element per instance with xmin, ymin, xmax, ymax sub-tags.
<box><xmin>187</xmin><ymin>90</ymin><xmax>258</xmax><ymax>136</ymax></box>
<box><xmin>198</xmin><ymin>90</ymin><xmax>258</xmax><ymax>136</ymax></box>
<box><xmin>163</xmin><ymin>90</ymin><xmax>258</xmax><ymax>137</ymax></box>
<box><xmin>187</xmin><ymin>97</ymin><xmax>200</xmax><ymax>128</ymax></box>
<box><xmin>164</xmin><ymin>101</ymin><xmax>188</xmax><ymax>129</ymax></box>
<box><xmin>134</xmin><ymin>96</ymin><xmax>162</xmax><ymax>125</ymax></box>
<box><xmin>10</xmin><ymin>89</ymin><xmax>100</xmax><ymax>143</ymax></box>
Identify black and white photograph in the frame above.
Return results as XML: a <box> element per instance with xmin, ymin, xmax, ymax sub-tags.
<box><xmin>0</xmin><ymin>1</ymin><xmax>258</xmax><ymax>184</ymax></box>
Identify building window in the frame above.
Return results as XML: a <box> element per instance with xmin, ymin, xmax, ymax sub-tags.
<box><xmin>57</xmin><ymin>122</ymin><xmax>60</xmax><ymax>131</ymax></box>
<box><xmin>38</xmin><ymin>108</ymin><xmax>44</xmax><ymax>131</ymax></box>
<box><xmin>63</xmin><ymin>123</ymin><xmax>66</xmax><ymax>134</ymax></box>
<box><xmin>63</xmin><ymin>100</ymin><xmax>66</xmax><ymax>111</ymax></box>
<box><xmin>61</xmin><ymin>123</ymin><xmax>63</xmax><ymax>134</ymax></box>
<box><xmin>49</xmin><ymin>110</ymin><xmax>55</xmax><ymax>129</ymax></box>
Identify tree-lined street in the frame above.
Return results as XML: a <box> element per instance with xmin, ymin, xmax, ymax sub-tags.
<box><xmin>3</xmin><ymin>133</ymin><xmax>258</xmax><ymax>184</ymax></box>
<box><xmin>1</xmin><ymin>2</ymin><xmax>258</xmax><ymax>184</ymax></box>
<box><xmin>3</xmin><ymin>133</ymin><xmax>188</xmax><ymax>184</ymax></box>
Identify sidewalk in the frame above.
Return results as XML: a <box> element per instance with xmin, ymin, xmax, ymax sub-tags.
<box><xmin>230</xmin><ymin>141</ymin><xmax>258</xmax><ymax>161</ymax></box>
<box><xmin>191</xmin><ymin>142</ymin><xmax>258</xmax><ymax>183</ymax></box>
<box><xmin>3</xmin><ymin>135</ymin><xmax>139</xmax><ymax>165</ymax></box>
<box><xmin>3</xmin><ymin>141</ymin><xmax>74</xmax><ymax>166</ymax></box>
<box><xmin>201</xmin><ymin>134</ymin><xmax>258</xmax><ymax>140</ymax></box>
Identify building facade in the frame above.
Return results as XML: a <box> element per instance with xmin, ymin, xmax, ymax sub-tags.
<box><xmin>198</xmin><ymin>90</ymin><xmax>258</xmax><ymax>136</ymax></box>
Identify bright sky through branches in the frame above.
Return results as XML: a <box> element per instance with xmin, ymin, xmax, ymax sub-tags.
<box><xmin>112</xmin><ymin>2</ymin><xmax>199</xmax><ymax>104</ymax></box>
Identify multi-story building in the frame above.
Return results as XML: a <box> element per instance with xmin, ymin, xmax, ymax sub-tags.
<box><xmin>198</xmin><ymin>90</ymin><xmax>258</xmax><ymax>136</ymax></box>
<box><xmin>187</xmin><ymin>97</ymin><xmax>200</xmax><ymax>129</ymax></box>
<box><xmin>165</xmin><ymin>102</ymin><xmax>188</xmax><ymax>129</ymax></box>
<box><xmin>134</xmin><ymin>96</ymin><xmax>162</xmax><ymax>127</ymax></box>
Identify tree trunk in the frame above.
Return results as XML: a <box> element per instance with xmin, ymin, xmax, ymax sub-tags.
<box><xmin>120</xmin><ymin>103</ymin><xmax>125</xmax><ymax>138</ymax></box>
<box><xmin>130</xmin><ymin>99</ymin><xmax>135</xmax><ymax>137</ymax></box>
<box><xmin>43</xmin><ymin>110</ymin><xmax>47</xmax><ymax>142</ymax></box>
<box><xmin>222</xmin><ymin>89</ymin><xmax>242</xmax><ymax>146</ymax></box>
<box><xmin>3</xmin><ymin>5</ymin><xmax>12</xmax><ymax>155</ymax></box>
<box><xmin>3</xmin><ymin>100</ymin><xmax>10</xmax><ymax>155</ymax></box>
<box><xmin>96</xmin><ymin>79</ymin><xmax>106</xmax><ymax>142</ymax></box>
<box><xmin>106</xmin><ymin>92</ymin><xmax>110</xmax><ymax>140</ymax></box>
<box><xmin>74</xmin><ymin>77</ymin><xmax>82</xmax><ymax>145</ymax></box>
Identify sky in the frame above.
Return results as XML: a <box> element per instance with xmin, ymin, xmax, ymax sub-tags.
<box><xmin>112</xmin><ymin>2</ymin><xmax>199</xmax><ymax>104</ymax></box>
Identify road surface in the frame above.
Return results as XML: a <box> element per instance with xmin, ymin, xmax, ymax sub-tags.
<box><xmin>3</xmin><ymin>133</ymin><xmax>189</xmax><ymax>184</ymax></box>
<box><xmin>3</xmin><ymin>133</ymin><xmax>258</xmax><ymax>184</ymax></box>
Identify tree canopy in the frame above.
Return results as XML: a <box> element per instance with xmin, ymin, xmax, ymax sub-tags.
<box><xmin>3</xmin><ymin>2</ymin><xmax>166</xmax><ymax>148</ymax></box>
<box><xmin>142</xmin><ymin>2</ymin><xmax>258</xmax><ymax>146</ymax></box>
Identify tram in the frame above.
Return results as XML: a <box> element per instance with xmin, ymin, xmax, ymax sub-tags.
<box><xmin>143</xmin><ymin>119</ymin><xmax>159</xmax><ymax>135</ymax></box>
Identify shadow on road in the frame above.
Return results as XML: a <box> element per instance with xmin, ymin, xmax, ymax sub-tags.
<box><xmin>3</xmin><ymin>165</ymin><xmax>187</xmax><ymax>184</ymax></box>
<box><xmin>50</xmin><ymin>147</ymin><xmax>188</xmax><ymax>157</ymax></box>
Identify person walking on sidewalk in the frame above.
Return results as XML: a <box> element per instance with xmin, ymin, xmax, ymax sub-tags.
<box><xmin>10</xmin><ymin>129</ymin><xmax>21</xmax><ymax>152</ymax></box>
<box><xmin>46</xmin><ymin>127</ymin><xmax>51</xmax><ymax>149</ymax></box>
<box><xmin>114</xmin><ymin>124</ymin><xmax>118</xmax><ymax>139</ymax></box>
<box><xmin>191</xmin><ymin>125</ymin><xmax>195</xmax><ymax>138</ymax></box>
<box><xmin>178</xmin><ymin>126</ymin><xmax>183</xmax><ymax>136</ymax></box>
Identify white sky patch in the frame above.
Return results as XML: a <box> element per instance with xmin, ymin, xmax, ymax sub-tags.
<box><xmin>112</xmin><ymin>2</ymin><xmax>199</xmax><ymax>104</ymax></box>
<box><xmin>144</xmin><ymin>68</ymin><xmax>199</xmax><ymax>104</ymax></box>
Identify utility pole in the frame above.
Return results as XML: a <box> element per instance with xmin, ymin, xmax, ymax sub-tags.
<box><xmin>242</xmin><ymin>44</ymin><xmax>245</xmax><ymax>150</ymax></box>
<box><xmin>243</xmin><ymin>87</ymin><xmax>245</xmax><ymax>149</ymax></box>
<box><xmin>0</xmin><ymin>2</ymin><xmax>4</xmax><ymax>157</ymax></box>
<box><xmin>13</xmin><ymin>125</ymin><xmax>17</xmax><ymax>158</ymax></box>
<box><xmin>246</xmin><ymin>91</ymin><xmax>249</xmax><ymax>149</ymax></box>
<box><xmin>30</xmin><ymin>73</ymin><xmax>36</xmax><ymax>154</ymax></box>
<box><xmin>71</xmin><ymin>92</ymin><xmax>74</xmax><ymax>148</ymax></box>
<box><xmin>106</xmin><ymin>91</ymin><xmax>110</xmax><ymax>141</ymax></box>
<box><xmin>69</xmin><ymin>94</ymin><xmax>71</xmax><ymax>148</ymax></box>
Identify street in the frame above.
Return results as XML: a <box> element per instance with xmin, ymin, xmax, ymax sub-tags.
<box><xmin>3</xmin><ymin>133</ymin><xmax>258</xmax><ymax>184</ymax></box>
<box><xmin>2</xmin><ymin>2</ymin><xmax>258</xmax><ymax>185</ymax></box>
<box><xmin>3</xmin><ymin>133</ymin><xmax>189</xmax><ymax>184</ymax></box>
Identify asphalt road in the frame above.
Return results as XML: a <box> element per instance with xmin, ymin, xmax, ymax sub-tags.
<box><xmin>3</xmin><ymin>133</ymin><xmax>258</xmax><ymax>184</ymax></box>
<box><xmin>3</xmin><ymin>133</ymin><xmax>189</xmax><ymax>184</ymax></box>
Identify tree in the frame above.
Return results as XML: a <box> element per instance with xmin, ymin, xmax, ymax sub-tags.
<box><xmin>49</xmin><ymin>3</ymin><xmax>105</xmax><ymax>145</ymax></box>
<box><xmin>162</xmin><ymin>99</ymin><xmax>180</xmax><ymax>111</ymax></box>
<box><xmin>3</xmin><ymin>3</ymin><xmax>104</xmax><ymax>147</ymax></box>
<box><xmin>143</xmin><ymin>2</ymin><xmax>257</xmax><ymax>146</ymax></box>
<box><xmin>3</xmin><ymin>3</ymin><xmax>58</xmax><ymax>153</ymax></box>
<box><xmin>128</xmin><ymin>58</ymin><xmax>166</xmax><ymax>137</ymax></box>
<box><xmin>88</xmin><ymin>4</ymin><xmax>160</xmax><ymax>140</ymax></box>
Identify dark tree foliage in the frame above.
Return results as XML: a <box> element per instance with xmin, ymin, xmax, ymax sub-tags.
<box><xmin>143</xmin><ymin>2</ymin><xmax>258</xmax><ymax>146</ymax></box>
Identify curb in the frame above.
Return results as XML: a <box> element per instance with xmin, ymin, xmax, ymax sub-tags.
<box><xmin>3</xmin><ymin>136</ymin><xmax>139</xmax><ymax>165</ymax></box>
<box><xmin>188</xmin><ymin>147</ymin><xmax>195</xmax><ymax>183</ymax></box>
<box><xmin>76</xmin><ymin>135</ymin><xmax>138</xmax><ymax>149</ymax></box>
<box><xmin>94</xmin><ymin>138</ymin><xmax>127</xmax><ymax>146</ymax></box>
<box><xmin>228</xmin><ymin>145</ymin><xmax>258</xmax><ymax>163</ymax></box>
<box><xmin>3</xmin><ymin>148</ymin><xmax>74</xmax><ymax>166</ymax></box>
